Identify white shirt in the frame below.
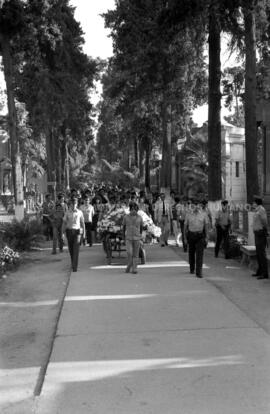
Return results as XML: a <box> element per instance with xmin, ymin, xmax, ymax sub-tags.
<box><xmin>63</xmin><ymin>207</ymin><xmax>84</xmax><ymax>230</ymax></box>
<box><xmin>80</xmin><ymin>204</ymin><xmax>95</xmax><ymax>223</ymax></box>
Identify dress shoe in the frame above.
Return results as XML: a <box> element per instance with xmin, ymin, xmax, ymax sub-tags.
<box><xmin>132</xmin><ymin>270</ymin><xmax>138</xmax><ymax>274</ymax></box>
<box><xmin>257</xmin><ymin>275</ymin><xmax>268</xmax><ymax>279</ymax></box>
<box><xmin>161</xmin><ymin>244</ymin><xmax>165</xmax><ymax>247</ymax></box>
<box><xmin>196</xmin><ymin>273</ymin><xmax>202</xmax><ymax>278</ymax></box>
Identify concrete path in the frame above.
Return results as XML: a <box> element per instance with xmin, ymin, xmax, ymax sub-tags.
<box><xmin>36</xmin><ymin>242</ymin><xmax>270</xmax><ymax>414</ymax></box>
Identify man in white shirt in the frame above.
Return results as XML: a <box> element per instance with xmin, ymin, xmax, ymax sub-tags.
<box><xmin>80</xmin><ymin>196</ymin><xmax>95</xmax><ymax>246</ymax></box>
<box><xmin>62</xmin><ymin>196</ymin><xmax>85</xmax><ymax>272</ymax></box>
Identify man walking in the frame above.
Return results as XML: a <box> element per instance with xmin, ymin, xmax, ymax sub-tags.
<box><xmin>42</xmin><ymin>194</ymin><xmax>54</xmax><ymax>241</ymax></box>
<box><xmin>154</xmin><ymin>192</ymin><xmax>172</xmax><ymax>246</ymax></box>
<box><xmin>252</xmin><ymin>195</ymin><xmax>269</xmax><ymax>280</ymax></box>
<box><xmin>122</xmin><ymin>202</ymin><xmax>143</xmax><ymax>274</ymax></box>
<box><xmin>50</xmin><ymin>193</ymin><xmax>67</xmax><ymax>254</ymax></box>
<box><xmin>214</xmin><ymin>200</ymin><xmax>231</xmax><ymax>259</ymax></box>
<box><xmin>184</xmin><ymin>200</ymin><xmax>209</xmax><ymax>278</ymax></box>
<box><xmin>80</xmin><ymin>196</ymin><xmax>95</xmax><ymax>246</ymax></box>
<box><xmin>62</xmin><ymin>196</ymin><xmax>85</xmax><ymax>272</ymax></box>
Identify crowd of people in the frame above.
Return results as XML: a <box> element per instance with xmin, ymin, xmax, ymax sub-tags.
<box><xmin>41</xmin><ymin>186</ymin><xmax>269</xmax><ymax>280</ymax></box>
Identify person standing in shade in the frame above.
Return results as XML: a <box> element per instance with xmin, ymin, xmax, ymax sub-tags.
<box><xmin>178</xmin><ymin>198</ymin><xmax>189</xmax><ymax>252</ymax></box>
<box><xmin>154</xmin><ymin>193</ymin><xmax>172</xmax><ymax>246</ymax></box>
<box><xmin>50</xmin><ymin>193</ymin><xmax>67</xmax><ymax>254</ymax></box>
<box><xmin>62</xmin><ymin>196</ymin><xmax>85</xmax><ymax>272</ymax></box>
<box><xmin>122</xmin><ymin>202</ymin><xmax>143</xmax><ymax>274</ymax></box>
<box><xmin>171</xmin><ymin>195</ymin><xmax>181</xmax><ymax>246</ymax></box>
<box><xmin>42</xmin><ymin>194</ymin><xmax>54</xmax><ymax>241</ymax></box>
<box><xmin>252</xmin><ymin>195</ymin><xmax>269</xmax><ymax>279</ymax></box>
<box><xmin>184</xmin><ymin>200</ymin><xmax>209</xmax><ymax>278</ymax></box>
<box><xmin>80</xmin><ymin>196</ymin><xmax>95</xmax><ymax>246</ymax></box>
<box><xmin>214</xmin><ymin>199</ymin><xmax>231</xmax><ymax>259</ymax></box>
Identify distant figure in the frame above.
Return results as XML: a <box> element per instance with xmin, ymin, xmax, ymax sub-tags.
<box><xmin>80</xmin><ymin>196</ymin><xmax>95</xmax><ymax>246</ymax></box>
<box><xmin>122</xmin><ymin>202</ymin><xmax>143</xmax><ymax>274</ymax></box>
<box><xmin>154</xmin><ymin>193</ymin><xmax>172</xmax><ymax>247</ymax></box>
<box><xmin>49</xmin><ymin>193</ymin><xmax>67</xmax><ymax>254</ymax></box>
<box><xmin>252</xmin><ymin>195</ymin><xmax>269</xmax><ymax>280</ymax></box>
<box><xmin>62</xmin><ymin>196</ymin><xmax>85</xmax><ymax>272</ymax></box>
<box><xmin>214</xmin><ymin>200</ymin><xmax>231</xmax><ymax>259</ymax></box>
<box><xmin>42</xmin><ymin>194</ymin><xmax>54</xmax><ymax>241</ymax></box>
<box><xmin>184</xmin><ymin>200</ymin><xmax>209</xmax><ymax>278</ymax></box>
<box><xmin>171</xmin><ymin>195</ymin><xmax>181</xmax><ymax>246</ymax></box>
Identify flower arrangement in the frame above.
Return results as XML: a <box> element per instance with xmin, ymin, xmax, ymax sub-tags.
<box><xmin>97</xmin><ymin>207</ymin><xmax>161</xmax><ymax>239</ymax></box>
<box><xmin>137</xmin><ymin>210</ymin><xmax>161</xmax><ymax>238</ymax></box>
<box><xmin>97</xmin><ymin>207</ymin><xmax>129</xmax><ymax>237</ymax></box>
<box><xmin>0</xmin><ymin>246</ymin><xmax>20</xmax><ymax>276</ymax></box>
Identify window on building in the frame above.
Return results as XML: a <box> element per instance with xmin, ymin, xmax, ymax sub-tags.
<box><xmin>235</xmin><ymin>161</ymin><xmax>240</xmax><ymax>178</ymax></box>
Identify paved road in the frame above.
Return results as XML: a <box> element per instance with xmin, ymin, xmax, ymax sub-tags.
<box><xmin>35</xmin><ymin>242</ymin><xmax>270</xmax><ymax>414</ymax></box>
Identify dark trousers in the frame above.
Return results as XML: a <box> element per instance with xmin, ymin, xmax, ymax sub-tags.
<box><xmin>188</xmin><ymin>232</ymin><xmax>205</xmax><ymax>276</ymax></box>
<box><xmin>215</xmin><ymin>225</ymin><xmax>229</xmax><ymax>258</ymax></box>
<box><xmin>52</xmin><ymin>223</ymin><xmax>64</xmax><ymax>253</ymax></box>
<box><xmin>66</xmin><ymin>229</ymin><xmax>81</xmax><ymax>271</ymax></box>
<box><xmin>43</xmin><ymin>216</ymin><xmax>53</xmax><ymax>241</ymax></box>
<box><xmin>254</xmin><ymin>231</ymin><xmax>269</xmax><ymax>277</ymax></box>
<box><xmin>180</xmin><ymin>220</ymin><xmax>187</xmax><ymax>252</ymax></box>
<box><xmin>85</xmin><ymin>222</ymin><xmax>92</xmax><ymax>246</ymax></box>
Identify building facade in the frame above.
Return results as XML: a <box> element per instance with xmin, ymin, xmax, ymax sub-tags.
<box><xmin>222</xmin><ymin>122</ymin><xmax>246</xmax><ymax>206</ymax></box>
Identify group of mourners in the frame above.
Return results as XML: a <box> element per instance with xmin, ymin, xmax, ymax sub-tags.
<box><xmin>41</xmin><ymin>185</ymin><xmax>269</xmax><ymax>280</ymax></box>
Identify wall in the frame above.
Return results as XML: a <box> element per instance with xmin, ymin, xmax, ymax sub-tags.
<box><xmin>222</xmin><ymin>124</ymin><xmax>246</xmax><ymax>206</ymax></box>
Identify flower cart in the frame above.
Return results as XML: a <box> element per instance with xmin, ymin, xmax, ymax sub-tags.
<box><xmin>102</xmin><ymin>230</ymin><xmax>126</xmax><ymax>264</ymax></box>
<box><xmin>97</xmin><ymin>207</ymin><xmax>161</xmax><ymax>265</ymax></box>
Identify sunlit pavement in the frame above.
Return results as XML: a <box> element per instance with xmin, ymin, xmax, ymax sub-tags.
<box><xmin>30</xmin><ymin>242</ymin><xmax>270</xmax><ymax>413</ymax></box>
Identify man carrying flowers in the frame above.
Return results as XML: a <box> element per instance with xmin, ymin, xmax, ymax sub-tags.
<box><xmin>122</xmin><ymin>202</ymin><xmax>143</xmax><ymax>274</ymax></box>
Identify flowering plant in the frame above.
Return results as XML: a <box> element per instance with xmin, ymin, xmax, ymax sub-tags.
<box><xmin>0</xmin><ymin>246</ymin><xmax>20</xmax><ymax>275</ymax></box>
<box><xmin>97</xmin><ymin>207</ymin><xmax>161</xmax><ymax>239</ymax></box>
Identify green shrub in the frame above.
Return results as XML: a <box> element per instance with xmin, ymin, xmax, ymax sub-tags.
<box><xmin>0</xmin><ymin>218</ymin><xmax>45</xmax><ymax>251</ymax></box>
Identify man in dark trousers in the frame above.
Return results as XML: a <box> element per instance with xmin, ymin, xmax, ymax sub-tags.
<box><xmin>184</xmin><ymin>199</ymin><xmax>209</xmax><ymax>278</ymax></box>
<box><xmin>214</xmin><ymin>199</ymin><xmax>231</xmax><ymax>259</ymax></box>
<box><xmin>252</xmin><ymin>195</ymin><xmax>269</xmax><ymax>280</ymax></box>
<box><xmin>62</xmin><ymin>196</ymin><xmax>85</xmax><ymax>272</ymax></box>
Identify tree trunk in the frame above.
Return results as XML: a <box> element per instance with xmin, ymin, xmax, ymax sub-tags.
<box><xmin>160</xmin><ymin>102</ymin><xmax>172</xmax><ymax>192</ymax></box>
<box><xmin>244</xmin><ymin>2</ymin><xmax>259</xmax><ymax>203</ymax></box>
<box><xmin>208</xmin><ymin>6</ymin><xmax>222</xmax><ymax>201</ymax></box>
<box><xmin>134</xmin><ymin>136</ymin><xmax>138</xmax><ymax>167</ymax></box>
<box><xmin>45</xmin><ymin>127</ymin><xmax>56</xmax><ymax>198</ymax></box>
<box><xmin>138</xmin><ymin>138</ymin><xmax>144</xmax><ymax>185</ymax></box>
<box><xmin>145</xmin><ymin>139</ymin><xmax>150</xmax><ymax>191</ymax></box>
<box><xmin>60</xmin><ymin>139</ymin><xmax>66</xmax><ymax>190</ymax></box>
<box><xmin>0</xmin><ymin>33</ymin><xmax>24</xmax><ymax>215</ymax></box>
<box><xmin>65</xmin><ymin>142</ymin><xmax>70</xmax><ymax>191</ymax></box>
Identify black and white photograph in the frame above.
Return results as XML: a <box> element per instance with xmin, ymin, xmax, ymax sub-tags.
<box><xmin>0</xmin><ymin>0</ymin><xmax>270</xmax><ymax>413</ymax></box>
